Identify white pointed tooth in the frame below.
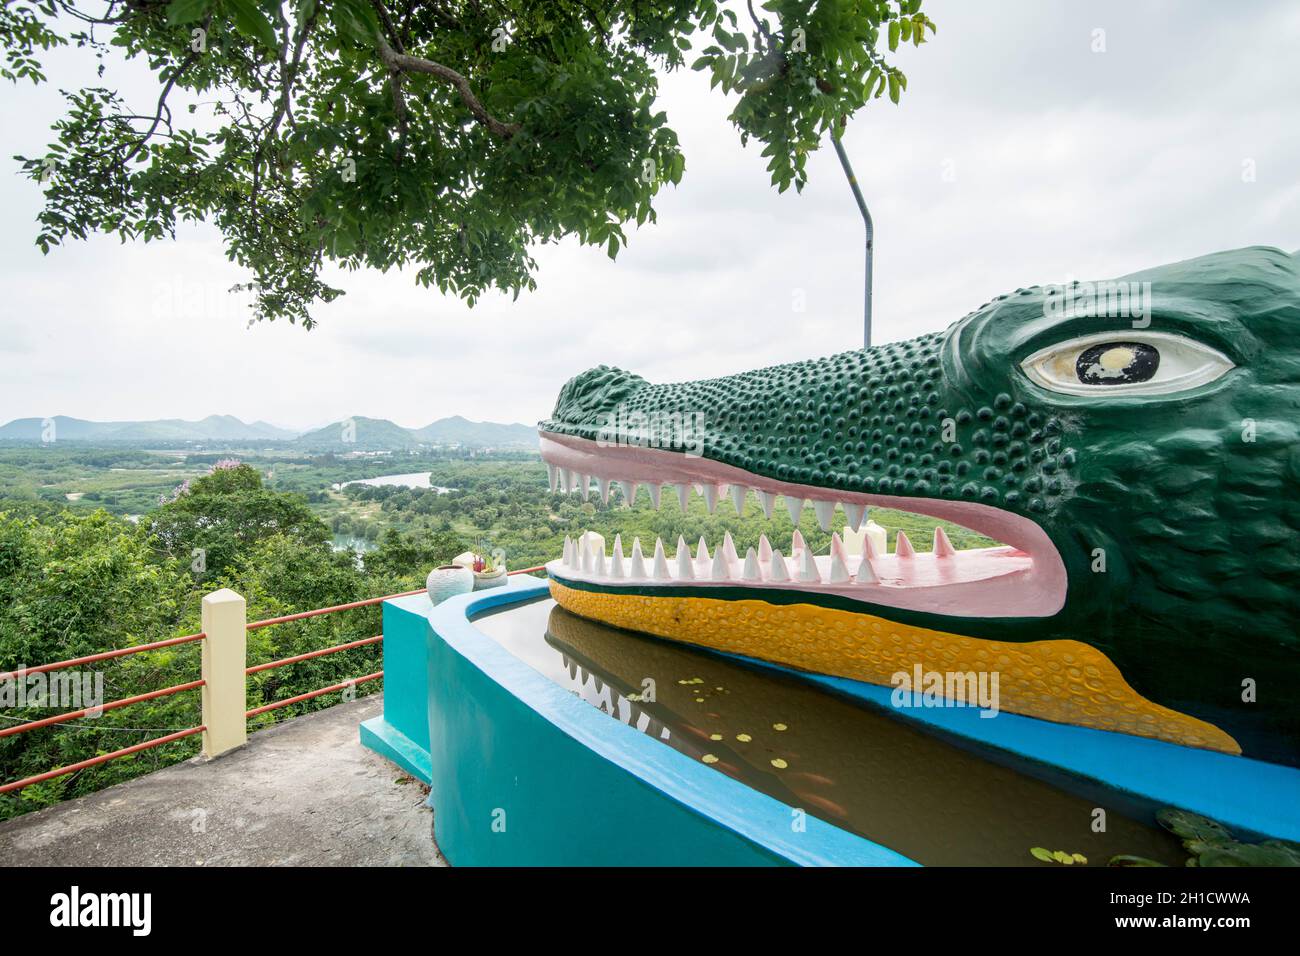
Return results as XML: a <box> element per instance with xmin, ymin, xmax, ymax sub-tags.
<box><xmin>557</xmin><ymin>470</ymin><xmax>569</xmax><ymax>493</ymax></box>
<box><xmin>784</xmin><ymin>495</ymin><xmax>805</xmax><ymax>525</ymax></box>
<box><xmin>933</xmin><ymin>526</ymin><xmax>956</xmax><ymax>559</ymax></box>
<box><xmin>609</xmin><ymin>545</ymin><xmax>625</xmax><ymax>578</ymax></box>
<box><xmin>791</xmin><ymin>529</ymin><xmax>807</xmax><ymax>555</ymax></box>
<box><xmin>676</xmin><ymin>534</ymin><xmax>688</xmax><ymax>556</ymax></box>
<box><xmin>864</xmin><ymin>533</ymin><xmax>882</xmax><ymax>561</ymax></box>
<box><xmin>563</xmin><ymin>535</ymin><xmax>574</xmax><ymax>567</ymax></box>
<box><xmin>674</xmin><ymin>482</ymin><xmax>691</xmax><ymax>512</ymax></box>
<box><xmin>652</xmin><ymin>538</ymin><xmax>671</xmax><ymax>580</ymax></box>
<box><xmin>619</xmin><ymin>480</ymin><xmax>638</xmax><ymax>508</ymax></box>
<box><xmin>702</xmin><ymin>484</ymin><xmax>719</xmax><ymax>513</ymax></box>
<box><xmin>695</xmin><ymin>537</ymin><xmax>710</xmax><ymax>563</ymax></box>
<box><xmin>648</xmin><ymin>484</ymin><xmax>662</xmax><ymax>510</ymax></box>
<box><xmin>843</xmin><ymin>502</ymin><xmax>865</xmax><ymax>532</ymax></box>
<box><xmin>855</xmin><ymin>553</ymin><xmax>878</xmax><ymax>584</ymax></box>
<box><xmin>757</xmin><ymin>490</ymin><xmax>776</xmax><ymax>519</ymax></box>
<box><xmin>612</xmin><ymin>534</ymin><xmax>623</xmax><ymax>558</ymax></box>
<box><xmin>630</xmin><ymin>538</ymin><xmax>647</xmax><ymax>579</ymax></box>
<box><xmin>675</xmin><ymin>541</ymin><xmax>695</xmax><ymax>580</ymax></box>
<box><xmin>579</xmin><ymin>539</ymin><xmax>591</xmax><ymax>572</ymax></box>
<box><xmin>798</xmin><ymin>548</ymin><xmax>821</xmax><ymax>583</ymax></box>
<box><xmin>591</xmin><ymin>541</ymin><xmax>606</xmax><ymax>576</ymax></box>
<box><xmin>813</xmin><ymin>499</ymin><xmax>836</xmax><ymax>532</ymax></box>
<box><xmin>597</xmin><ymin>476</ymin><xmax>611</xmax><ymax>505</ymax></box>
<box><xmin>758</xmin><ymin>534</ymin><xmax>773</xmax><ymax>563</ymax></box>
<box><xmin>730</xmin><ymin>484</ymin><xmax>748</xmax><ymax>514</ymax></box>
<box><xmin>578</xmin><ymin>474</ymin><xmax>590</xmax><ymax>498</ymax></box>
<box><xmin>895</xmin><ymin>531</ymin><xmax>915</xmax><ymax>558</ymax></box>
<box><xmin>769</xmin><ymin>550</ymin><xmax>790</xmax><ymax>583</ymax></box>
<box><xmin>742</xmin><ymin>547</ymin><xmax>761</xmax><ymax>582</ymax></box>
<box><xmin>710</xmin><ymin>548</ymin><xmax>729</xmax><ymax>580</ymax></box>
<box><xmin>547</xmin><ymin>464</ymin><xmax>559</xmax><ymax>492</ymax></box>
<box><xmin>722</xmin><ymin>531</ymin><xmax>739</xmax><ymax>565</ymax></box>
<box><xmin>829</xmin><ymin>551</ymin><xmax>851</xmax><ymax>584</ymax></box>
<box><xmin>831</xmin><ymin>532</ymin><xmax>847</xmax><ymax>563</ymax></box>
<box><xmin>566</xmin><ymin>470</ymin><xmax>579</xmax><ymax>494</ymax></box>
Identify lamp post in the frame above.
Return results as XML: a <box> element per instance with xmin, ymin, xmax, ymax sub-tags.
<box><xmin>831</xmin><ymin>133</ymin><xmax>874</xmax><ymax>349</ymax></box>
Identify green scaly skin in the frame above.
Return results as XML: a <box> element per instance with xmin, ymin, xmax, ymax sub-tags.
<box><xmin>540</xmin><ymin>247</ymin><xmax>1300</xmax><ymax>767</ymax></box>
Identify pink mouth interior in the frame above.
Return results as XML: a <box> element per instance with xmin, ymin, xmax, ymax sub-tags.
<box><xmin>539</xmin><ymin>431</ymin><xmax>1066</xmax><ymax>619</ymax></box>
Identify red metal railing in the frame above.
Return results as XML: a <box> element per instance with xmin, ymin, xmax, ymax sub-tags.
<box><xmin>1</xmin><ymin>565</ymin><xmax>549</xmax><ymax>796</ymax></box>
<box><xmin>0</xmin><ymin>727</ymin><xmax>207</xmax><ymax>794</ymax></box>
<box><xmin>0</xmin><ymin>632</ymin><xmax>205</xmax><ymax>683</ymax></box>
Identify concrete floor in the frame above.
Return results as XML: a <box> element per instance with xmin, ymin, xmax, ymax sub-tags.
<box><xmin>0</xmin><ymin>695</ymin><xmax>446</xmax><ymax>866</ymax></box>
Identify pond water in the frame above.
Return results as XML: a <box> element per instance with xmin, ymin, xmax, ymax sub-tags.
<box><xmin>331</xmin><ymin>472</ymin><xmax>455</xmax><ymax>491</ymax></box>
<box><xmin>331</xmin><ymin>533</ymin><xmax>376</xmax><ymax>553</ymax></box>
<box><xmin>472</xmin><ymin>597</ymin><xmax>1189</xmax><ymax>867</ymax></box>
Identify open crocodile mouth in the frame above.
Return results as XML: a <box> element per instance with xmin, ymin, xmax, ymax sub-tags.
<box><xmin>539</xmin><ymin>432</ymin><xmax>1067</xmax><ymax>619</ymax></box>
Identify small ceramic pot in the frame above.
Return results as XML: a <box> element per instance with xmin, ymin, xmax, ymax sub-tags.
<box><xmin>426</xmin><ymin>564</ymin><xmax>474</xmax><ymax>605</ymax></box>
<box><xmin>472</xmin><ymin>565</ymin><xmax>508</xmax><ymax>590</ymax></box>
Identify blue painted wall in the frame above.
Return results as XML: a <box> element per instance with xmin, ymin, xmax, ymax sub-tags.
<box><xmin>362</xmin><ymin>578</ymin><xmax>916</xmax><ymax>867</ymax></box>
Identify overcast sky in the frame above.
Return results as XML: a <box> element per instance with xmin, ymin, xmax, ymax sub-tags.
<box><xmin>2</xmin><ymin>0</ymin><xmax>1297</xmax><ymax>431</ymax></box>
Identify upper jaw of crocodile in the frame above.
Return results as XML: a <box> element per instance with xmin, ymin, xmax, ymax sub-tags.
<box><xmin>536</xmin><ymin>429</ymin><xmax>1067</xmax><ymax>620</ymax></box>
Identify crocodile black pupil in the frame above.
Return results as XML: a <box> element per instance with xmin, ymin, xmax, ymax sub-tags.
<box><xmin>1075</xmin><ymin>342</ymin><xmax>1160</xmax><ymax>386</ymax></box>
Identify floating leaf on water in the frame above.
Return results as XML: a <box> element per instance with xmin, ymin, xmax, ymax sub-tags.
<box><xmin>770</xmin><ymin>758</ymin><xmax>788</xmax><ymax>769</ymax></box>
<box><xmin>736</xmin><ymin>733</ymin><xmax>752</xmax><ymax>742</ymax></box>
<box><xmin>1052</xmin><ymin>850</ymin><xmax>1074</xmax><ymax>865</ymax></box>
<box><xmin>1156</xmin><ymin>808</ymin><xmax>1232</xmax><ymax>843</ymax></box>
<box><xmin>1030</xmin><ymin>847</ymin><xmax>1054</xmax><ymax>863</ymax></box>
<box><xmin>709</xmin><ymin>733</ymin><xmax>723</xmax><ymax>741</ymax></box>
<box><xmin>1108</xmin><ymin>855</ymin><xmax>1167</xmax><ymax>867</ymax></box>
<box><xmin>773</xmin><ymin>723</ymin><xmax>788</xmax><ymax>731</ymax></box>
<box><xmin>1071</xmin><ymin>853</ymin><xmax>1088</xmax><ymax>864</ymax></box>
<box><xmin>702</xmin><ymin>754</ymin><xmax>719</xmax><ymax>764</ymax></box>
<box><xmin>1197</xmin><ymin>843</ymin><xmax>1300</xmax><ymax>868</ymax></box>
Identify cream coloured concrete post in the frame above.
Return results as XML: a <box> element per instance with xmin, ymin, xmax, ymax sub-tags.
<box><xmin>200</xmin><ymin>588</ymin><xmax>247</xmax><ymax>758</ymax></box>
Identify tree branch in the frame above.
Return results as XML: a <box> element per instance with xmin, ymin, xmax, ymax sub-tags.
<box><xmin>373</xmin><ymin>35</ymin><xmax>520</xmax><ymax>140</ymax></box>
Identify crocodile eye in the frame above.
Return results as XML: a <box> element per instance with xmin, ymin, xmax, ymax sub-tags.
<box><xmin>1075</xmin><ymin>342</ymin><xmax>1159</xmax><ymax>385</ymax></box>
<box><xmin>1021</xmin><ymin>332</ymin><xmax>1234</xmax><ymax>396</ymax></box>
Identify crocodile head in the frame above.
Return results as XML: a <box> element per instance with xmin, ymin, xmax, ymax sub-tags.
<box><xmin>537</xmin><ymin>246</ymin><xmax>1300</xmax><ymax>767</ymax></box>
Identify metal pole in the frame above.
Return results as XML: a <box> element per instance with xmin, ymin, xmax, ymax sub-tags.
<box><xmin>831</xmin><ymin>134</ymin><xmax>874</xmax><ymax>349</ymax></box>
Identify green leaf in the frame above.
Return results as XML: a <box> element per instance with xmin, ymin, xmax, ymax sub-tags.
<box><xmin>227</xmin><ymin>0</ymin><xmax>278</xmax><ymax>50</ymax></box>
<box><xmin>887</xmin><ymin>73</ymin><xmax>900</xmax><ymax>104</ymax></box>
<box><xmin>1029</xmin><ymin>847</ymin><xmax>1053</xmax><ymax>863</ymax></box>
<box><xmin>1155</xmin><ymin>808</ymin><xmax>1233</xmax><ymax>844</ymax></box>
<box><xmin>887</xmin><ymin>20</ymin><xmax>900</xmax><ymax>51</ymax></box>
<box><xmin>1107</xmin><ymin>855</ymin><xmax>1167</xmax><ymax>867</ymax></box>
<box><xmin>166</xmin><ymin>0</ymin><xmax>212</xmax><ymax>26</ymax></box>
<box><xmin>332</xmin><ymin>0</ymin><xmax>381</xmax><ymax>43</ymax></box>
<box><xmin>606</xmin><ymin>233</ymin><xmax>618</xmax><ymax>260</ymax></box>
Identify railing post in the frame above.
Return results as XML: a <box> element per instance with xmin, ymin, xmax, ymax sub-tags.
<box><xmin>200</xmin><ymin>588</ymin><xmax>247</xmax><ymax>758</ymax></box>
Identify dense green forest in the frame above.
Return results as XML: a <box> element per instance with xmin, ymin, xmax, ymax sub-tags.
<box><xmin>0</xmin><ymin>447</ymin><xmax>992</xmax><ymax>819</ymax></box>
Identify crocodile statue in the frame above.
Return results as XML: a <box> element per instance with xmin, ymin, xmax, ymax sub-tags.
<box><xmin>536</xmin><ymin>246</ymin><xmax>1300</xmax><ymax>769</ymax></box>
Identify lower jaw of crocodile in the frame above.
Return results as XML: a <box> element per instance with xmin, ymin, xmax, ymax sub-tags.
<box><xmin>540</xmin><ymin>431</ymin><xmax>1067</xmax><ymax>618</ymax></box>
<box><xmin>538</xmin><ymin>432</ymin><xmax>1241</xmax><ymax>757</ymax></box>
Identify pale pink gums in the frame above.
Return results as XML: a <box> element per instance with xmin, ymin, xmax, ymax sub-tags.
<box><xmin>540</xmin><ymin>431</ymin><xmax>1067</xmax><ymax>619</ymax></box>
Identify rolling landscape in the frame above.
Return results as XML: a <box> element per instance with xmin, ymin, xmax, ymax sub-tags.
<box><xmin>0</xmin><ymin>413</ymin><xmax>539</xmax><ymax>450</ymax></box>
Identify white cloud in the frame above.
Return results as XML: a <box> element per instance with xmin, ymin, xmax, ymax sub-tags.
<box><xmin>1</xmin><ymin>0</ymin><xmax>1297</xmax><ymax>429</ymax></box>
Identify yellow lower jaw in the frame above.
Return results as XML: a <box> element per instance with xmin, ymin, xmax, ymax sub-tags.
<box><xmin>549</xmin><ymin>582</ymin><xmax>1240</xmax><ymax>755</ymax></box>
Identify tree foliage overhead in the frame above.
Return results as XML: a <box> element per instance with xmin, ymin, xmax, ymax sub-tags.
<box><xmin>6</xmin><ymin>0</ymin><xmax>934</xmax><ymax>326</ymax></box>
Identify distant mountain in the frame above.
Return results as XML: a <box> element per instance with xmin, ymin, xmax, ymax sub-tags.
<box><xmin>293</xmin><ymin>416</ymin><xmax>420</xmax><ymax>451</ymax></box>
<box><xmin>295</xmin><ymin>415</ymin><xmax>538</xmax><ymax>450</ymax></box>
<box><xmin>0</xmin><ymin>413</ymin><xmax>540</xmax><ymax>450</ymax></box>
<box><xmin>0</xmin><ymin>414</ymin><xmax>298</xmax><ymax>443</ymax></box>
<box><xmin>412</xmin><ymin>416</ymin><xmax>537</xmax><ymax>448</ymax></box>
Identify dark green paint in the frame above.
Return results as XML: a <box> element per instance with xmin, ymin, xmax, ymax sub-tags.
<box><xmin>541</xmin><ymin>247</ymin><xmax>1300</xmax><ymax>767</ymax></box>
